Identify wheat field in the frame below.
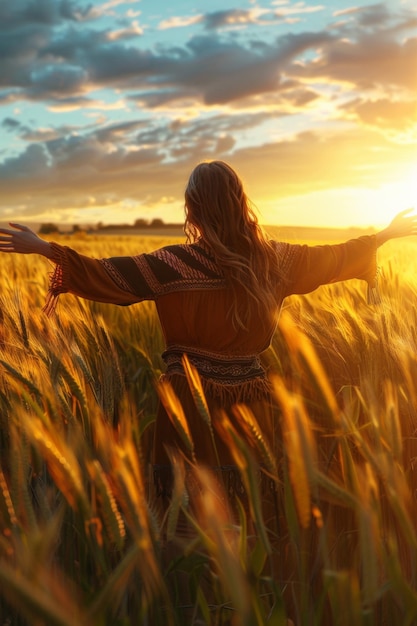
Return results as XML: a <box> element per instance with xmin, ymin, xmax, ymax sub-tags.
<box><xmin>1</xmin><ymin>233</ymin><xmax>417</xmax><ymax>625</ymax></box>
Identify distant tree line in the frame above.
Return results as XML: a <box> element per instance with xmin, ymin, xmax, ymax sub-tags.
<box><xmin>98</xmin><ymin>218</ymin><xmax>179</xmax><ymax>230</ymax></box>
<box><xmin>38</xmin><ymin>218</ymin><xmax>181</xmax><ymax>235</ymax></box>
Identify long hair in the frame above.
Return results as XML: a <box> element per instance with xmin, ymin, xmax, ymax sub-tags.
<box><xmin>184</xmin><ymin>160</ymin><xmax>280</xmax><ymax>329</ymax></box>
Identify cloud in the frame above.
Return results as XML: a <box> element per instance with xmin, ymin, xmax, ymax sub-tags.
<box><xmin>333</xmin><ymin>3</ymin><xmax>391</xmax><ymax>23</ymax></box>
<box><xmin>231</xmin><ymin>128</ymin><xmax>417</xmax><ymax>207</ymax></box>
<box><xmin>2</xmin><ymin>117</ymin><xmax>22</xmax><ymax>131</ymax></box>
<box><xmin>0</xmin><ymin>2</ymin><xmax>93</xmax><ymax>92</ymax></box>
<box><xmin>271</xmin><ymin>2</ymin><xmax>325</xmax><ymax>17</ymax></box>
<box><xmin>0</xmin><ymin>0</ymin><xmax>86</xmax><ymax>26</ymax></box>
<box><xmin>0</xmin><ymin>114</ymin><xmax>414</xmax><ymax>222</ymax></box>
<box><xmin>158</xmin><ymin>15</ymin><xmax>203</xmax><ymax>30</ymax></box>
<box><xmin>0</xmin><ymin>143</ymin><xmax>51</xmax><ymax>181</ymax></box>
<box><xmin>87</xmin><ymin>0</ymin><xmax>140</xmax><ymax>19</ymax></box>
<box><xmin>126</xmin><ymin>31</ymin><xmax>333</xmax><ymax>107</ymax></box>
<box><xmin>333</xmin><ymin>7</ymin><xmax>362</xmax><ymax>18</ymax></box>
<box><xmin>340</xmin><ymin>97</ymin><xmax>417</xmax><ymax>140</ymax></box>
<box><xmin>47</xmin><ymin>96</ymin><xmax>127</xmax><ymax>112</ymax></box>
<box><xmin>202</xmin><ymin>9</ymin><xmax>266</xmax><ymax>30</ymax></box>
<box><xmin>29</xmin><ymin>64</ymin><xmax>89</xmax><ymax>97</ymax></box>
<box><xmin>293</xmin><ymin>10</ymin><xmax>417</xmax><ymax>94</ymax></box>
<box><xmin>356</xmin><ymin>3</ymin><xmax>391</xmax><ymax>27</ymax></box>
<box><xmin>0</xmin><ymin>0</ymin><xmax>334</xmax><ymax>111</ymax></box>
<box><xmin>1</xmin><ymin>1</ymin><xmax>416</xmax><ymax>225</ymax></box>
<box><xmin>1</xmin><ymin>0</ymin><xmax>415</xmax><ymax>112</ymax></box>
<box><xmin>159</xmin><ymin>8</ymin><xmax>320</xmax><ymax>33</ymax></box>
<box><xmin>107</xmin><ymin>21</ymin><xmax>144</xmax><ymax>41</ymax></box>
<box><xmin>304</xmin><ymin>35</ymin><xmax>416</xmax><ymax>92</ymax></box>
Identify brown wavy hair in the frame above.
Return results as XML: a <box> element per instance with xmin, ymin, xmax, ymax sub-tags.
<box><xmin>184</xmin><ymin>160</ymin><xmax>280</xmax><ymax>329</ymax></box>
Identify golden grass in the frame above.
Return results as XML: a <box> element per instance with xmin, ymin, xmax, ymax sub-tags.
<box><xmin>0</xmin><ymin>233</ymin><xmax>417</xmax><ymax>624</ymax></box>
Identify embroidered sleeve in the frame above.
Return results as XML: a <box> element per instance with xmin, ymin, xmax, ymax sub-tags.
<box><xmin>44</xmin><ymin>243</ymin><xmax>148</xmax><ymax>314</ymax></box>
<box><xmin>98</xmin><ymin>243</ymin><xmax>224</xmax><ymax>299</ymax></box>
<box><xmin>273</xmin><ymin>235</ymin><xmax>378</xmax><ymax>300</ymax></box>
<box><xmin>44</xmin><ymin>242</ymin><xmax>225</xmax><ymax>314</ymax></box>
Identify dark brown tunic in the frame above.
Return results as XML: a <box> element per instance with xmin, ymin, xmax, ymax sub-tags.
<box><xmin>45</xmin><ymin>236</ymin><xmax>377</xmax><ymax>479</ymax></box>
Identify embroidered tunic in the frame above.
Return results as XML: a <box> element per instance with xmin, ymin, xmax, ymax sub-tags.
<box><xmin>46</xmin><ymin>236</ymin><xmax>377</xmax><ymax>478</ymax></box>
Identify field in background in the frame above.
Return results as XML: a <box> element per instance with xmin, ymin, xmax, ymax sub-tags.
<box><xmin>0</xmin><ymin>222</ymin><xmax>376</xmax><ymax>243</ymax></box>
<box><xmin>1</xmin><ymin>232</ymin><xmax>417</xmax><ymax>625</ymax></box>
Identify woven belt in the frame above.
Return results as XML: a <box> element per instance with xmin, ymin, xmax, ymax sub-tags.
<box><xmin>161</xmin><ymin>344</ymin><xmax>265</xmax><ymax>387</ymax></box>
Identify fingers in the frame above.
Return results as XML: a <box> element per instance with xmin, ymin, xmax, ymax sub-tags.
<box><xmin>391</xmin><ymin>208</ymin><xmax>415</xmax><ymax>222</ymax></box>
<box><xmin>0</xmin><ymin>224</ymin><xmax>30</xmax><ymax>236</ymax></box>
<box><xmin>0</xmin><ymin>237</ymin><xmax>14</xmax><ymax>252</ymax></box>
<box><xmin>0</xmin><ymin>232</ymin><xmax>18</xmax><ymax>248</ymax></box>
<box><xmin>9</xmin><ymin>223</ymin><xmax>32</xmax><ymax>232</ymax></box>
<box><xmin>0</xmin><ymin>224</ymin><xmax>31</xmax><ymax>253</ymax></box>
<box><xmin>393</xmin><ymin>209</ymin><xmax>417</xmax><ymax>237</ymax></box>
<box><xmin>402</xmin><ymin>211</ymin><xmax>417</xmax><ymax>229</ymax></box>
<box><xmin>398</xmin><ymin>208</ymin><xmax>416</xmax><ymax>222</ymax></box>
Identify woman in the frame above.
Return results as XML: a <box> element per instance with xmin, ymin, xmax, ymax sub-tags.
<box><xmin>0</xmin><ymin>160</ymin><xmax>416</xmax><ymax>500</ymax></box>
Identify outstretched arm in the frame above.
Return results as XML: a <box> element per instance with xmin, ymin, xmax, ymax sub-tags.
<box><xmin>0</xmin><ymin>223</ymin><xmax>54</xmax><ymax>258</ymax></box>
<box><xmin>277</xmin><ymin>208</ymin><xmax>417</xmax><ymax>298</ymax></box>
<box><xmin>0</xmin><ymin>222</ymin><xmax>148</xmax><ymax>309</ymax></box>
<box><xmin>375</xmin><ymin>209</ymin><xmax>417</xmax><ymax>247</ymax></box>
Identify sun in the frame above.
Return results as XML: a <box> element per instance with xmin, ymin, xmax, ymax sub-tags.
<box><xmin>396</xmin><ymin>165</ymin><xmax>417</xmax><ymax>209</ymax></box>
<box><xmin>371</xmin><ymin>164</ymin><xmax>417</xmax><ymax>228</ymax></box>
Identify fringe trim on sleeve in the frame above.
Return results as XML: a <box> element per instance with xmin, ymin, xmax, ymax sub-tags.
<box><xmin>42</xmin><ymin>243</ymin><xmax>70</xmax><ymax>316</ymax></box>
<box><xmin>366</xmin><ymin>266</ymin><xmax>381</xmax><ymax>305</ymax></box>
<box><xmin>367</xmin><ymin>284</ymin><xmax>381</xmax><ymax>305</ymax></box>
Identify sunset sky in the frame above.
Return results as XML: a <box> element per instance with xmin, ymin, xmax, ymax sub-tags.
<box><xmin>1</xmin><ymin>0</ymin><xmax>416</xmax><ymax>229</ymax></box>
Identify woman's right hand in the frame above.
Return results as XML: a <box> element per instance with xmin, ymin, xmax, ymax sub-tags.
<box><xmin>0</xmin><ymin>223</ymin><xmax>54</xmax><ymax>258</ymax></box>
<box><xmin>376</xmin><ymin>208</ymin><xmax>417</xmax><ymax>247</ymax></box>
